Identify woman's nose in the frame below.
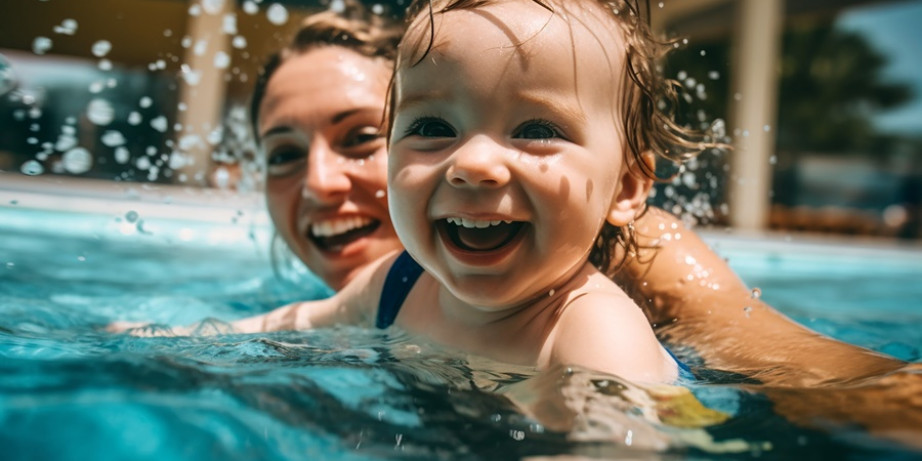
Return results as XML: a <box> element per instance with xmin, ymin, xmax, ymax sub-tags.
<box><xmin>446</xmin><ymin>136</ymin><xmax>511</xmax><ymax>188</ymax></box>
<box><xmin>302</xmin><ymin>139</ymin><xmax>351</xmax><ymax>203</ymax></box>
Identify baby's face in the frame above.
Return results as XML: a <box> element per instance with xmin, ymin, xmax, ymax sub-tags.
<box><xmin>388</xmin><ymin>0</ymin><xmax>635</xmax><ymax>308</ymax></box>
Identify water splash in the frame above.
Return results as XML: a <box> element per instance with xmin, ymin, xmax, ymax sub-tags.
<box><xmin>86</xmin><ymin>98</ymin><xmax>115</xmax><ymax>125</ymax></box>
<box><xmin>0</xmin><ymin>54</ymin><xmax>16</xmax><ymax>96</ymax></box>
<box><xmin>53</xmin><ymin>18</ymin><xmax>78</xmax><ymax>35</ymax></box>
<box><xmin>32</xmin><ymin>37</ymin><xmax>52</xmax><ymax>55</ymax></box>
<box><xmin>20</xmin><ymin>160</ymin><xmax>44</xmax><ymax>176</ymax></box>
<box><xmin>62</xmin><ymin>147</ymin><xmax>93</xmax><ymax>174</ymax></box>
<box><xmin>266</xmin><ymin>3</ymin><xmax>289</xmax><ymax>25</ymax></box>
<box><xmin>91</xmin><ymin>40</ymin><xmax>112</xmax><ymax>58</ymax></box>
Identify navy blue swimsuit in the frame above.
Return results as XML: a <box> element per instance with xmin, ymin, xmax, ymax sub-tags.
<box><xmin>375</xmin><ymin>251</ymin><xmax>693</xmax><ymax>379</ymax></box>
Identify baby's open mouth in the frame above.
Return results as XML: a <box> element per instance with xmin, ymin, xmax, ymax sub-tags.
<box><xmin>438</xmin><ymin>217</ymin><xmax>525</xmax><ymax>252</ymax></box>
<box><xmin>309</xmin><ymin>216</ymin><xmax>380</xmax><ymax>251</ymax></box>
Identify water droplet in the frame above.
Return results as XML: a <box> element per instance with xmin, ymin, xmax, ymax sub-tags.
<box><xmin>180</xmin><ymin>64</ymin><xmax>201</xmax><ymax>86</ymax></box>
<box><xmin>125</xmin><ymin>210</ymin><xmax>140</xmax><ymax>223</ymax></box>
<box><xmin>548</xmin><ymin>289</ymin><xmax>555</xmax><ymax>297</ymax></box>
<box><xmin>53</xmin><ymin>18</ymin><xmax>78</xmax><ymax>35</ymax></box>
<box><xmin>510</xmin><ymin>430</ymin><xmax>525</xmax><ymax>441</ymax></box>
<box><xmin>202</xmin><ymin>0</ymin><xmax>225</xmax><ymax>15</ymax></box>
<box><xmin>0</xmin><ymin>55</ymin><xmax>15</xmax><ymax>96</ymax></box>
<box><xmin>750</xmin><ymin>287</ymin><xmax>761</xmax><ymax>299</ymax></box>
<box><xmin>114</xmin><ymin>147</ymin><xmax>130</xmax><ymax>164</ymax></box>
<box><xmin>32</xmin><ymin>37</ymin><xmax>53</xmax><ymax>55</ymax></box>
<box><xmin>20</xmin><ymin>159</ymin><xmax>44</xmax><ymax>175</ymax></box>
<box><xmin>242</xmin><ymin>0</ymin><xmax>258</xmax><ymax>14</ymax></box>
<box><xmin>625</xmin><ymin>429</ymin><xmax>633</xmax><ymax>446</ymax></box>
<box><xmin>222</xmin><ymin>13</ymin><xmax>238</xmax><ymax>35</ymax></box>
<box><xmin>232</xmin><ymin>35</ymin><xmax>247</xmax><ymax>49</ymax></box>
<box><xmin>150</xmin><ymin>115</ymin><xmax>168</xmax><ymax>133</ymax></box>
<box><xmin>266</xmin><ymin>3</ymin><xmax>289</xmax><ymax>25</ymax></box>
<box><xmin>101</xmin><ymin>130</ymin><xmax>126</xmax><ymax>147</ymax></box>
<box><xmin>62</xmin><ymin>147</ymin><xmax>93</xmax><ymax>174</ymax></box>
<box><xmin>371</xmin><ymin>3</ymin><xmax>384</xmax><ymax>14</ymax></box>
<box><xmin>213</xmin><ymin>51</ymin><xmax>230</xmax><ymax>69</ymax></box>
<box><xmin>91</xmin><ymin>40</ymin><xmax>112</xmax><ymax>58</ymax></box>
<box><xmin>86</xmin><ymin>98</ymin><xmax>115</xmax><ymax>125</ymax></box>
<box><xmin>375</xmin><ymin>189</ymin><xmax>385</xmax><ymax>198</ymax></box>
<box><xmin>743</xmin><ymin>306</ymin><xmax>753</xmax><ymax>318</ymax></box>
<box><xmin>330</xmin><ymin>0</ymin><xmax>346</xmax><ymax>13</ymax></box>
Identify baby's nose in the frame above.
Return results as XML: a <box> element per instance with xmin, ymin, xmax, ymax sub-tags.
<box><xmin>446</xmin><ymin>137</ymin><xmax>511</xmax><ymax>188</ymax></box>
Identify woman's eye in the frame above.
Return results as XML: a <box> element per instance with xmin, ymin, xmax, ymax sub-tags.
<box><xmin>342</xmin><ymin>126</ymin><xmax>383</xmax><ymax>148</ymax></box>
<box><xmin>514</xmin><ymin>120</ymin><xmax>560</xmax><ymax>140</ymax></box>
<box><xmin>405</xmin><ymin>117</ymin><xmax>456</xmax><ymax>138</ymax></box>
<box><xmin>266</xmin><ymin>148</ymin><xmax>304</xmax><ymax>166</ymax></box>
<box><xmin>265</xmin><ymin>147</ymin><xmax>305</xmax><ymax>176</ymax></box>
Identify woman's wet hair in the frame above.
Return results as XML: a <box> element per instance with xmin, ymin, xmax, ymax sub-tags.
<box><xmin>394</xmin><ymin>0</ymin><xmax>720</xmax><ymax>275</ymax></box>
<box><xmin>248</xmin><ymin>0</ymin><xmax>403</xmax><ymax>142</ymax></box>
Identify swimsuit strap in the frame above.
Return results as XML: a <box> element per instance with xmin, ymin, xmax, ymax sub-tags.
<box><xmin>376</xmin><ymin>251</ymin><xmax>424</xmax><ymax>329</ymax></box>
<box><xmin>665</xmin><ymin>346</ymin><xmax>695</xmax><ymax>381</ymax></box>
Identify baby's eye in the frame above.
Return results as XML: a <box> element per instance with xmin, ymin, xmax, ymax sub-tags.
<box><xmin>405</xmin><ymin>117</ymin><xmax>456</xmax><ymax>138</ymax></box>
<box><xmin>513</xmin><ymin>120</ymin><xmax>561</xmax><ymax>140</ymax></box>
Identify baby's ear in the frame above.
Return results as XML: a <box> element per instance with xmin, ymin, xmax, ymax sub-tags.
<box><xmin>606</xmin><ymin>152</ymin><xmax>655</xmax><ymax>226</ymax></box>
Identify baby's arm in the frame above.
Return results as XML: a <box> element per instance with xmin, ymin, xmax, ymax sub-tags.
<box><xmin>546</xmin><ymin>288</ymin><xmax>678</xmax><ymax>383</ymax></box>
<box><xmin>614</xmin><ymin>207</ymin><xmax>906</xmax><ymax>385</ymax></box>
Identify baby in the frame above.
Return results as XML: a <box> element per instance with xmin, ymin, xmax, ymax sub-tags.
<box><xmin>123</xmin><ymin>0</ymin><xmax>707</xmax><ymax>384</ymax></box>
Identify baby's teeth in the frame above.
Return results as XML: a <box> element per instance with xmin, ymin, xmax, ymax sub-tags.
<box><xmin>446</xmin><ymin>217</ymin><xmax>508</xmax><ymax>228</ymax></box>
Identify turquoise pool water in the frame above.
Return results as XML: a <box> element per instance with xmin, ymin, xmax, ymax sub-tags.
<box><xmin>1</xmin><ymin>195</ymin><xmax>921</xmax><ymax>460</ymax></box>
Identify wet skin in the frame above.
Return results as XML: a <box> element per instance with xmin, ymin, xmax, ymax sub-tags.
<box><xmin>258</xmin><ymin>46</ymin><xmax>403</xmax><ymax>290</ymax></box>
<box><xmin>388</xmin><ymin>0</ymin><xmax>651</xmax><ymax>312</ymax></box>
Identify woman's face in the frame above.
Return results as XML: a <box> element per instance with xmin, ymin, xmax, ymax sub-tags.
<box><xmin>258</xmin><ymin>46</ymin><xmax>401</xmax><ymax>290</ymax></box>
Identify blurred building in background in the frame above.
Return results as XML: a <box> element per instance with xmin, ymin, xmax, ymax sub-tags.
<box><xmin>1</xmin><ymin>0</ymin><xmax>920</xmax><ymax>239</ymax></box>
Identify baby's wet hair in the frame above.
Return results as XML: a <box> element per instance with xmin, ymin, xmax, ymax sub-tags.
<box><xmin>394</xmin><ymin>0</ymin><xmax>718</xmax><ymax>275</ymax></box>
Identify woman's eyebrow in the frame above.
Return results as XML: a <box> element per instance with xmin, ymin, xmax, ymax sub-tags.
<box><xmin>331</xmin><ymin>107</ymin><xmax>376</xmax><ymax>124</ymax></box>
<box><xmin>261</xmin><ymin>125</ymin><xmax>293</xmax><ymax>139</ymax></box>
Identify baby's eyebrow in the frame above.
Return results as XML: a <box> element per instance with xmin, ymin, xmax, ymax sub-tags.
<box><xmin>515</xmin><ymin>90</ymin><xmax>587</xmax><ymax>125</ymax></box>
<box><xmin>395</xmin><ymin>89</ymin><xmax>449</xmax><ymax>112</ymax></box>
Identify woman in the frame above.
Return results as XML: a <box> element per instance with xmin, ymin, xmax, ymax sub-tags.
<box><xmin>251</xmin><ymin>5</ymin><xmax>403</xmax><ymax>291</ymax></box>
<box><xmin>249</xmin><ymin>0</ymin><xmax>908</xmax><ymax>387</ymax></box>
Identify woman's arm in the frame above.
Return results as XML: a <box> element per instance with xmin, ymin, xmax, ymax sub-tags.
<box><xmin>615</xmin><ymin>207</ymin><xmax>906</xmax><ymax>387</ymax></box>
<box><xmin>109</xmin><ymin>251</ymin><xmax>399</xmax><ymax>337</ymax></box>
<box><xmin>232</xmin><ymin>250</ymin><xmax>399</xmax><ymax>333</ymax></box>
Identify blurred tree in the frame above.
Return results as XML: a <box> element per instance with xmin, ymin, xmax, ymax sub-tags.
<box><xmin>777</xmin><ymin>22</ymin><xmax>912</xmax><ymax>156</ymax></box>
